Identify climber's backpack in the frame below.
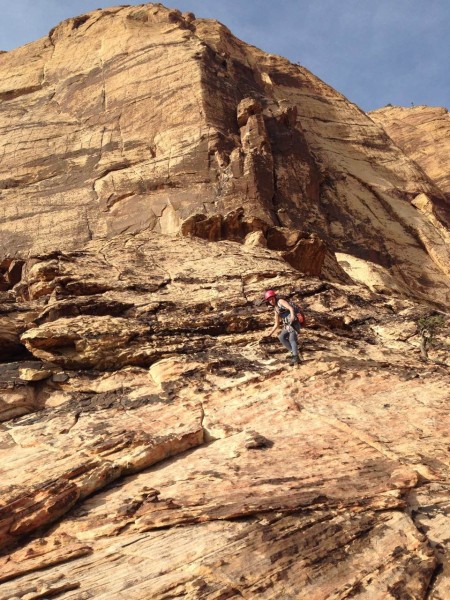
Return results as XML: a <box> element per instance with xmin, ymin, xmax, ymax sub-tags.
<box><xmin>276</xmin><ymin>297</ymin><xmax>306</xmax><ymax>327</ymax></box>
<box><xmin>292</xmin><ymin>302</ymin><xmax>306</xmax><ymax>327</ymax></box>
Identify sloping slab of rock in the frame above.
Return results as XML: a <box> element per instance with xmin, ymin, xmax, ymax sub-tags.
<box><xmin>0</xmin><ymin>233</ymin><xmax>448</xmax><ymax>597</ymax></box>
<box><xmin>295</xmin><ymin>366</ymin><xmax>450</xmax><ymax>480</ymax></box>
<box><xmin>409</xmin><ymin>483</ymin><xmax>450</xmax><ymax>600</ymax></box>
<box><xmin>0</xmin><ymin>510</ymin><xmax>435</xmax><ymax>599</ymax></box>
<box><xmin>1</xmin><ymin>366</ymin><xmax>438</xmax><ymax>598</ymax></box>
<box><xmin>0</xmin><ymin>397</ymin><xmax>204</xmax><ymax>549</ymax></box>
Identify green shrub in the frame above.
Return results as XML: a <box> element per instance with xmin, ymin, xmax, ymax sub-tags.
<box><xmin>417</xmin><ymin>314</ymin><xmax>446</xmax><ymax>360</ymax></box>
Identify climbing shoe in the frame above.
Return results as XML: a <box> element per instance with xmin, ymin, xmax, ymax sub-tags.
<box><xmin>290</xmin><ymin>355</ymin><xmax>300</xmax><ymax>365</ymax></box>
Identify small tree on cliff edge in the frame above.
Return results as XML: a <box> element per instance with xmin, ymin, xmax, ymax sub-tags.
<box><xmin>417</xmin><ymin>314</ymin><xmax>445</xmax><ymax>361</ymax></box>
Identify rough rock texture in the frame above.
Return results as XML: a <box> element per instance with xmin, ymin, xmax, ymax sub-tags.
<box><xmin>0</xmin><ymin>4</ymin><xmax>450</xmax><ymax>305</ymax></box>
<box><xmin>370</xmin><ymin>105</ymin><xmax>450</xmax><ymax>199</ymax></box>
<box><xmin>1</xmin><ymin>3</ymin><xmax>450</xmax><ymax>598</ymax></box>
<box><xmin>0</xmin><ymin>233</ymin><xmax>449</xmax><ymax>599</ymax></box>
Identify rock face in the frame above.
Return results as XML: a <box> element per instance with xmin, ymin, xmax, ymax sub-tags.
<box><xmin>0</xmin><ymin>4</ymin><xmax>450</xmax><ymax>599</ymax></box>
<box><xmin>0</xmin><ymin>232</ymin><xmax>449</xmax><ymax>599</ymax></box>
<box><xmin>370</xmin><ymin>105</ymin><xmax>450</xmax><ymax>200</ymax></box>
<box><xmin>0</xmin><ymin>4</ymin><xmax>449</xmax><ymax>305</ymax></box>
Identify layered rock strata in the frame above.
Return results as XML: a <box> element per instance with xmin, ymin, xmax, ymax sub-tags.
<box><xmin>0</xmin><ymin>232</ymin><xmax>449</xmax><ymax>598</ymax></box>
<box><xmin>0</xmin><ymin>3</ymin><xmax>449</xmax><ymax>598</ymax></box>
<box><xmin>0</xmin><ymin>4</ymin><xmax>449</xmax><ymax>304</ymax></box>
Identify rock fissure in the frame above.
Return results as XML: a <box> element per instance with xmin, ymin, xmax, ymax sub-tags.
<box><xmin>424</xmin><ymin>563</ymin><xmax>445</xmax><ymax>600</ymax></box>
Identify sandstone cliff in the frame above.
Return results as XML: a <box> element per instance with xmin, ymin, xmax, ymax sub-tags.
<box><xmin>0</xmin><ymin>4</ymin><xmax>449</xmax><ymax>305</ymax></box>
<box><xmin>370</xmin><ymin>105</ymin><xmax>450</xmax><ymax>200</ymax></box>
<box><xmin>0</xmin><ymin>4</ymin><xmax>450</xmax><ymax>599</ymax></box>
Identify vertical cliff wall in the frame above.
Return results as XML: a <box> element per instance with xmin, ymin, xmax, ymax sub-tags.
<box><xmin>0</xmin><ymin>3</ymin><xmax>449</xmax><ymax>306</ymax></box>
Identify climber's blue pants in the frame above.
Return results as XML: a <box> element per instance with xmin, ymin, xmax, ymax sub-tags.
<box><xmin>278</xmin><ymin>327</ymin><xmax>299</xmax><ymax>356</ymax></box>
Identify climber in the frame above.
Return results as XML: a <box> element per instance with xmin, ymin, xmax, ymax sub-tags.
<box><xmin>260</xmin><ymin>289</ymin><xmax>301</xmax><ymax>365</ymax></box>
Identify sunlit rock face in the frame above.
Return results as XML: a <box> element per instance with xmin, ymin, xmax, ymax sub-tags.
<box><xmin>370</xmin><ymin>105</ymin><xmax>450</xmax><ymax>200</ymax></box>
<box><xmin>0</xmin><ymin>4</ymin><xmax>449</xmax><ymax>304</ymax></box>
<box><xmin>0</xmin><ymin>231</ymin><xmax>449</xmax><ymax>599</ymax></box>
<box><xmin>0</xmin><ymin>4</ymin><xmax>450</xmax><ymax>599</ymax></box>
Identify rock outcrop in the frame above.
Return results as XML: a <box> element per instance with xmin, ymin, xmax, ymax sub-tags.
<box><xmin>0</xmin><ymin>4</ymin><xmax>449</xmax><ymax>305</ymax></box>
<box><xmin>0</xmin><ymin>4</ymin><xmax>450</xmax><ymax>599</ymax></box>
<box><xmin>0</xmin><ymin>232</ymin><xmax>449</xmax><ymax>599</ymax></box>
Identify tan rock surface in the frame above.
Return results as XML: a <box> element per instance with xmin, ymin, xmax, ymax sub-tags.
<box><xmin>0</xmin><ymin>233</ymin><xmax>448</xmax><ymax>598</ymax></box>
<box><xmin>370</xmin><ymin>105</ymin><xmax>450</xmax><ymax>199</ymax></box>
<box><xmin>0</xmin><ymin>5</ymin><xmax>449</xmax><ymax>305</ymax></box>
<box><xmin>0</xmin><ymin>3</ymin><xmax>449</xmax><ymax>597</ymax></box>
<box><xmin>0</xmin><ymin>361</ymin><xmax>52</xmax><ymax>422</ymax></box>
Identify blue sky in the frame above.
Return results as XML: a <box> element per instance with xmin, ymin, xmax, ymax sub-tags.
<box><xmin>1</xmin><ymin>0</ymin><xmax>449</xmax><ymax>112</ymax></box>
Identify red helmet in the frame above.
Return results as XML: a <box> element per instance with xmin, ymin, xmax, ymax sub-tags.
<box><xmin>264</xmin><ymin>289</ymin><xmax>277</xmax><ymax>302</ymax></box>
